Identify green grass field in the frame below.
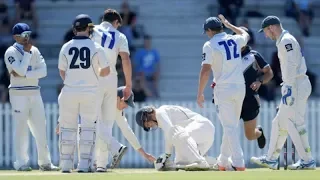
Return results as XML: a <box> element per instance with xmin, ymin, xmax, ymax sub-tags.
<box><xmin>0</xmin><ymin>168</ymin><xmax>319</xmax><ymax>180</ymax></box>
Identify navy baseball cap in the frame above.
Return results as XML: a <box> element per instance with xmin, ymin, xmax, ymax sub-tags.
<box><xmin>12</xmin><ymin>23</ymin><xmax>31</xmax><ymax>35</ymax></box>
<box><xmin>203</xmin><ymin>17</ymin><xmax>223</xmax><ymax>34</ymax></box>
<box><xmin>73</xmin><ymin>14</ymin><xmax>94</xmax><ymax>29</ymax></box>
<box><xmin>258</xmin><ymin>16</ymin><xmax>281</xmax><ymax>32</ymax></box>
<box><xmin>117</xmin><ymin>86</ymin><xmax>135</xmax><ymax>107</ymax></box>
<box><xmin>135</xmin><ymin>106</ymin><xmax>153</xmax><ymax>132</ymax></box>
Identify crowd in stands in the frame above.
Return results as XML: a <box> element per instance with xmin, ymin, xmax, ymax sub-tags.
<box><xmin>0</xmin><ymin>0</ymin><xmax>318</xmax><ymax>104</ymax></box>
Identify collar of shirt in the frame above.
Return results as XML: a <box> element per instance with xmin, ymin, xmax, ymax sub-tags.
<box><xmin>73</xmin><ymin>36</ymin><xmax>90</xmax><ymax>40</ymax></box>
<box><xmin>212</xmin><ymin>32</ymin><xmax>227</xmax><ymax>39</ymax></box>
<box><xmin>100</xmin><ymin>21</ymin><xmax>112</xmax><ymax>28</ymax></box>
<box><xmin>276</xmin><ymin>30</ymin><xmax>288</xmax><ymax>46</ymax></box>
<box><xmin>14</xmin><ymin>42</ymin><xmax>23</xmax><ymax>49</ymax></box>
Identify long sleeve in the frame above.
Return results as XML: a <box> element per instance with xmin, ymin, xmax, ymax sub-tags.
<box><xmin>115</xmin><ymin>111</ymin><xmax>142</xmax><ymax>150</ymax></box>
<box><xmin>278</xmin><ymin>39</ymin><xmax>297</xmax><ymax>87</ymax></box>
<box><xmin>26</xmin><ymin>49</ymin><xmax>47</xmax><ymax>79</ymax></box>
<box><xmin>4</xmin><ymin>48</ymin><xmax>32</xmax><ymax>76</ymax></box>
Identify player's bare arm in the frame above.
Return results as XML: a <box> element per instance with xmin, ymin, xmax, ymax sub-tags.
<box><xmin>119</xmin><ymin>51</ymin><xmax>133</xmax><ymax>100</ymax></box>
<box><xmin>59</xmin><ymin>70</ymin><xmax>65</xmax><ymax>81</ymax></box>
<box><xmin>250</xmin><ymin>65</ymin><xmax>274</xmax><ymax>91</ymax></box>
<box><xmin>197</xmin><ymin>64</ymin><xmax>211</xmax><ymax>108</ymax></box>
<box><xmin>137</xmin><ymin>148</ymin><xmax>156</xmax><ymax>163</ymax></box>
<box><xmin>218</xmin><ymin>14</ymin><xmax>249</xmax><ymax>37</ymax></box>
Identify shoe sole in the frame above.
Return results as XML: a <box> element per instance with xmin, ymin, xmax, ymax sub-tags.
<box><xmin>257</xmin><ymin>126</ymin><xmax>266</xmax><ymax>149</ymax></box>
<box><xmin>110</xmin><ymin>146</ymin><xmax>128</xmax><ymax>169</ymax></box>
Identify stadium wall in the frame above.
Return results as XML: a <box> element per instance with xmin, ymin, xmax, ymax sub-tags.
<box><xmin>1</xmin><ymin>101</ymin><xmax>320</xmax><ymax>169</ymax></box>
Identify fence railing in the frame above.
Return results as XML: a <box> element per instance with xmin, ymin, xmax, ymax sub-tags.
<box><xmin>1</xmin><ymin>100</ymin><xmax>320</xmax><ymax>168</ymax></box>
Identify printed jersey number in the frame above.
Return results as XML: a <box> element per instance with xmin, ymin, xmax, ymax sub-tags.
<box><xmin>218</xmin><ymin>39</ymin><xmax>240</xmax><ymax>60</ymax></box>
<box><xmin>69</xmin><ymin>47</ymin><xmax>91</xmax><ymax>69</ymax></box>
<box><xmin>101</xmin><ymin>31</ymin><xmax>115</xmax><ymax>49</ymax></box>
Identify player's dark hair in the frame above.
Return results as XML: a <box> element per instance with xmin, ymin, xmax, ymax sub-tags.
<box><xmin>74</xmin><ymin>26</ymin><xmax>87</xmax><ymax>32</ymax></box>
<box><xmin>102</xmin><ymin>9</ymin><xmax>122</xmax><ymax>24</ymax></box>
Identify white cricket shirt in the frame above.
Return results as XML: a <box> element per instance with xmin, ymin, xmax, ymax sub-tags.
<box><xmin>4</xmin><ymin>43</ymin><xmax>46</xmax><ymax>93</ymax></box>
<box><xmin>58</xmin><ymin>36</ymin><xmax>109</xmax><ymax>92</ymax></box>
<box><xmin>276</xmin><ymin>30</ymin><xmax>308</xmax><ymax>86</ymax></box>
<box><xmin>202</xmin><ymin>32</ymin><xmax>249</xmax><ymax>85</ymax></box>
<box><xmin>91</xmin><ymin>22</ymin><xmax>130</xmax><ymax>75</ymax></box>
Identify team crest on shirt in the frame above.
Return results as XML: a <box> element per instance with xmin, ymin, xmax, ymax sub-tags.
<box><xmin>285</xmin><ymin>43</ymin><xmax>293</xmax><ymax>52</ymax></box>
<box><xmin>8</xmin><ymin>56</ymin><xmax>15</xmax><ymax>64</ymax></box>
<box><xmin>202</xmin><ymin>53</ymin><xmax>206</xmax><ymax>61</ymax></box>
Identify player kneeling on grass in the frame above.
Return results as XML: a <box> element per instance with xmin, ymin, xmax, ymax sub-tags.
<box><xmin>135</xmin><ymin>105</ymin><xmax>217</xmax><ymax>171</ymax></box>
<box><xmin>93</xmin><ymin>86</ymin><xmax>156</xmax><ymax>172</ymax></box>
<box><xmin>211</xmin><ymin>26</ymin><xmax>273</xmax><ymax>150</ymax></box>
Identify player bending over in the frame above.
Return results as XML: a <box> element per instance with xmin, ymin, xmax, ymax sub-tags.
<box><xmin>94</xmin><ymin>86</ymin><xmax>156</xmax><ymax>171</ymax></box>
<box><xmin>135</xmin><ymin>105</ymin><xmax>216</xmax><ymax>171</ymax></box>
<box><xmin>211</xmin><ymin>27</ymin><xmax>273</xmax><ymax>149</ymax></box>
<box><xmin>251</xmin><ymin>16</ymin><xmax>315</xmax><ymax>170</ymax></box>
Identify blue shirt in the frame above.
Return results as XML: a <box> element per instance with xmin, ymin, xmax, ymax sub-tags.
<box><xmin>134</xmin><ymin>48</ymin><xmax>160</xmax><ymax>77</ymax></box>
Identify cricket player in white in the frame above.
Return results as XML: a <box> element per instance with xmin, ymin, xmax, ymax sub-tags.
<box><xmin>58</xmin><ymin>87</ymin><xmax>155</xmax><ymax>170</ymax></box>
<box><xmin>101</xmin><ymin>86</ymin><xmax>156</xmax><ymax>169</ymax></box>
<box><xmin>135</xmin><ymin>105</ymin><xmax>216</xmax><ymax>171</ymax></box>
<box><xmin>90</xmin><ymin>9</ymin><xmax>133</xmax><ymax>172</ymax></box>
<box><xmin>251</xmin><ymin>16</ymin><xmax>316</xmax><ymax>170</ymax></box>
<box><xmin>4</xmin><ymin>23</ymin><xmax>59</xmax><ymax>171</ymax></box>
<box><xmin>58</xmin><ymin>14</ymin><xmax>110</xmax><ymax>173</ymax></box>
<box><xmin>197</xmin><ymin>15</ymin><xmax>249</xmax><ymax>171</ymax></box>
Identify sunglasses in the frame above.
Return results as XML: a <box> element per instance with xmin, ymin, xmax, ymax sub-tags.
<box><xmin>16</xmin><ymin>31</ymin><xmax>32</xmax><ymax>38</ymax></box>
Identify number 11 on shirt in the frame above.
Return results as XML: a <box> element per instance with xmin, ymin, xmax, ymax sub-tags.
<box><xmin>101</xmin><ymin>31</ymin><xmax>115</xmax><ymax>49</ymax></box>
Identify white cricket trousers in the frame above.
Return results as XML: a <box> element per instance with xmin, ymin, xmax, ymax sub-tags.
<box><xmin>215</xmin><ymin>83</ymin><xmax>245</xmax><ymax>168</ymax></box>
<box><xmin>174</xmin><ymin>116</ymin><xmax>215</xmax><ymax>164</ymax></box>
<box><xmin>267</xmin><ymin>76</ymin><xmax>313</xmax><ymax>161</ymax></box>
<box><xmin>95</xmin><ymin>74</ymin><xmax>118</xmax><ymax>168</ymax></box>
<box><xmin>9</xmin><ymin>90</ymin><xmax>51</xmax><ymax>170</ymax></box>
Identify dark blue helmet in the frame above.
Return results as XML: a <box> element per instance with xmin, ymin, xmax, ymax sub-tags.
<box><xmin>203</xmin><ymin>17</ymin><xmax>223</xmax><ymax>34</ymax></box>
<box><xmin>135</xmin><ymin>106</ymin><xmax>154</xmax><ymax>132</ymax></box>
<box><xmin>73</xmin><ymin>14</ymin><xmax>94</xmax><ymax>29</ymax></box>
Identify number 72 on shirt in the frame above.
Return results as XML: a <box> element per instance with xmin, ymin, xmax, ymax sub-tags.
<box><xmin>218</xmin><ymin>39</ymin><xmax>240</xmax><ymax>60</ymax></box>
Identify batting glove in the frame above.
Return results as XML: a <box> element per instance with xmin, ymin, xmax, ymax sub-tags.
<box><xmin>281</xmin><ymin>85</ymin><xmax>295</xmax><ymax>106</ymax></box>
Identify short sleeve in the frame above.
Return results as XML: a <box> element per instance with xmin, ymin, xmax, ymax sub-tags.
<box><xmin>58</xmin><ymin>45</ymin><xmax>68</xmax><ymax>71</ymax></box>
<box><xmin>201</xmin><ymin>42</ymin><xmax>214</xmax><ymax>65</ymax></box>
<box><xmin>119</xmin><ymin>34</ymin><xmax>130</xmax><ymax>54</ymax></box>
<box><xmin>233</xmin><ymin>33</ymin><xmax>249</xmax><ymax>48</ymax></box>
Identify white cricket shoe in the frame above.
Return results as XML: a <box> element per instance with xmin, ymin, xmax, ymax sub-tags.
<box><xmin>288</xmin><ymin>159</ymin><xmax>316</xmax><ymax>170</ymax></box>
<box><xmin>180</xmin><ymin>161</ymin><xmax>210</xmax><ymax>171</ymax></box>
<box><xmin>250</xmin><ymin>155</ymin><xmax>278</xmax><ymax>170</ymax></box>
<box><xmin>110</xmin><ymin>146</ymin><xmax>128</xmax><ymax>169</ymax></box>
<box><xmin>40</xmin><ymin>163</ymin><xmax>60</xmax><ymax>171</ymax></box>
<box><xmin>96</xmin><ymin>167</ymin><xmax>107</xmax><ymax>172</ymax></box>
